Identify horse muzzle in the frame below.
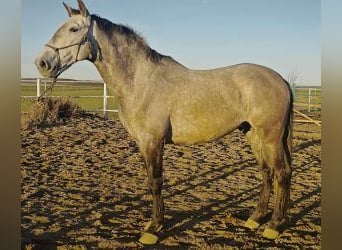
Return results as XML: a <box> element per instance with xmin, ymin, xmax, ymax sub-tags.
<box><xmin>35</xmin><ymin>55</ymin><xmax>60</xmax><ymax>78</ymax></box>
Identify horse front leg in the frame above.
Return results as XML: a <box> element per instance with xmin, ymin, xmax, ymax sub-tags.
<box><xmin>138</xmin><ymin>137</ymin><xmax>164</xmax><ymax>245</ymax></box>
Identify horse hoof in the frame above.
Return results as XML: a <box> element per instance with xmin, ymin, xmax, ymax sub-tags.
<box><xmin>244</xmin><ymin>219</ymin><xmax>260</xmax><ymax>229</ymax></box>
<box><xmin>262</xmin><ymin>228</ymin><xmax>279</xmax><ymax>240</ymax></box>
<box><xmin>139</xmin><ymin>232</ymin><xmax>159</xmax><ymax>245</ymax></box>
<box><xmin>144</xmin><ymin>221</ymin><xmax>163</xmax><ymax>232</ymax></box>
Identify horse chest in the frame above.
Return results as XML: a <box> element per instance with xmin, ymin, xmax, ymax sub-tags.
<box><xmin>118</xmin><ymin>107</ymin><xmax>139</xmax><ymax>139</ymax></box>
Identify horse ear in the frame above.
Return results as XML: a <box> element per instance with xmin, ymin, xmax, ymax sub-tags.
<box><xmin>77</xmin><ymin>0</ymin><xmax>90</xmax><ymax>17</ymax></box>
<box><xmin>63</xmin><ymin>2</ymin><xmax>80</xmax><ymax>17</ymax></box>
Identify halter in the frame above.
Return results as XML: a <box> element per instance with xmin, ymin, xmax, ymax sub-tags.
<box><xmin>44</xmin><ymin>31</ymin><xmax>89</xmax><ymax>78</ymax></box>
<box><xmin>44</xmin><ymin>15</ymin><xmax>98</xmax><ymax>75</ymax></box>
<box><xmin>39</xmin><ymin>17</ymin><xmax>97</xmax><ymax>99</ymax></box>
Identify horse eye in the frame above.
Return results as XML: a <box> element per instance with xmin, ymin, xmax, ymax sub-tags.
<box><xmin>69</xmin><ymin>27</ymin><xmax>79</xmax><ymax>32</ymax></box>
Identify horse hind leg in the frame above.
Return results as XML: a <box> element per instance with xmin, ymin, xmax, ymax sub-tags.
<box><xmin>244</xmin><ymin>128</ymin><xmax>273</xmax><ymax>230</ymax></box>
<box><xmin>261</xmin><ymin>140</ymin><xmax>292</xmax><ymax>240</ymax></box>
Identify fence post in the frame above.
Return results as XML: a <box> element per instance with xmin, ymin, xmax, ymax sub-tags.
<box><xmin>291</xmin><ymin>83</ymin><xmax>296</xmax><ymax>100</ymax></box>
<box><xmin>37</xmin><ymin>78</ymin><xmax>41</xmax><ymax>98</ymax></box>
<box><xmin>103</xmin><ymin>82</ymin><xmax>108</xmax><ymax>119</ymax></box>
<box><xmin>308</xmin><ymin>88</ymin><xmax>312</xmax><ymax>112</ymax></box>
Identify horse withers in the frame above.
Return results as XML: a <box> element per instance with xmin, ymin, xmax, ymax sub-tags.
<box><xmin>35</xmin><ymin>0</ymin><xmax>293</xmax><ymax>244</ymax></box>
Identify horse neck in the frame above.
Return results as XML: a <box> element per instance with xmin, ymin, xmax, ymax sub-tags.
<box><xmin>92</xmin><ymin>23</ymin><xmax>157</xmax><ymax>98</ymax></box>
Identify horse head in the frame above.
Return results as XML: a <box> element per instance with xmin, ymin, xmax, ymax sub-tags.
<box><xmin>35</xmin><ymin>0</ymin><xmax>97</xmax><ymax>79</ymax></box>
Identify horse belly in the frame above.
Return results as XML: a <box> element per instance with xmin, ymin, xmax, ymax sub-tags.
<box><xmin>170</xmin><ymin>111</ymin><xmax>240</xmax><ymax>144</ymax></box>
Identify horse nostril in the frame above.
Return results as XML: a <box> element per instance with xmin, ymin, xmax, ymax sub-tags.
<box><xmin>41</xmin><ymin>59</ymin><xmax>48</xmax><ymax>69</ymax></box>
<box><xmin>37</xmin><ymin>58</ymin><xmax>51</xmax><ymax>71</ymax></box>
<box><xmin>39</xmin><ymin>60</ymin><xmax>45</xmax><ymax>68</ymax></box>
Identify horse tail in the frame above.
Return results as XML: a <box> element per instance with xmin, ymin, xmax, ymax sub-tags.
<box><xmin>283</xmin><ymin>80</ymin><xmax>293</xmax><ymax>168</ymax></box>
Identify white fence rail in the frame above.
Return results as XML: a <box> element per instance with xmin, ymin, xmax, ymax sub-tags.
<box><xmin>292</xmin><ymin>86</ymin><xmax>321</xmax><ymax>112</ymax></box>
<box><xmin>291</xmin><ymin>86</ymin><xmax>321</xmax><ymax>126</ymax></box>
<box><xmin>21</xmin><ymin>78</ymin><xmax>118</xmax><ymax>118</ymax></box>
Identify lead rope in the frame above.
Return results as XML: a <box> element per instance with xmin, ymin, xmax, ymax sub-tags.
<box><xmin>37</xmin><ymin>78</ymin><xmax>57</xmax><ymax>102</ymax></box>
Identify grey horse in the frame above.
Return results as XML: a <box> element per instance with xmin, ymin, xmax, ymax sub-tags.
<box><xmin>35</xmin><ymin>0</ymin><xmax>293</xmax><ymax>244</ymax></box>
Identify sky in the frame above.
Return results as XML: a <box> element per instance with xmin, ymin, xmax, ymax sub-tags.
<box><xmin>21</xmin><ymin>0</ymin><xmax>321</xmax><ymax>85</ymax></box>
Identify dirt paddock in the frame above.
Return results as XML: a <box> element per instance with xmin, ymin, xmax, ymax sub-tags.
<box><xmin>21</xmin><ymin>112</ymin><xmax>321</xmax><ymax>249</ymax></box>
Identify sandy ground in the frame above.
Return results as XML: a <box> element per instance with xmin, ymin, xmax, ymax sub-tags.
<box><xmin>21</xmin><ymin>112</ymin><xmax>321</xmax><ymax>249</ymax></box>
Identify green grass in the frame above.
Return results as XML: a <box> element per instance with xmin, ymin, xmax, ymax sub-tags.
<box><xmin>292</xmin><ymin>88</ymin><xmax>321</xmax><ymax>113</ymax></box>
<box><xmin>293</xmin><ymin>88</ymin><xmax>321</xmax><ymax>105</ymax></box>
<box><xmin>21</xmin><ymin>82</ymin><xmax>119</xmax><ymax>118</ymax></box>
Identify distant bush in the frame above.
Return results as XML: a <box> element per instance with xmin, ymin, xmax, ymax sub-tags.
<box><xmin>22</xmin><ymin>97</ymin><xmax>83</xmax><ymax>129</ymax></box>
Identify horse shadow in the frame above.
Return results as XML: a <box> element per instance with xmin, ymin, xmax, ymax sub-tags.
<box><xmin>21</xmin><ymin>132</ymin><xmax>321</xmax><ymax>248</ymax></box>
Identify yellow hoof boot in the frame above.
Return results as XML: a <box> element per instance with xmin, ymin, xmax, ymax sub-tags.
<box><xmin>144</xmin><ymin>221</ymin><xmax>163</xmax><ymax>232</ymax></box>
<box><xmin>139</xmin><ymin>232</ymin><xmax>159</xmax><ymax>245</ymax></box>
<box><xmin>244</xmin><ymin>219</ymin><xmax>260</xmax><ymax>229</ymax></box>
<box><xmin>263</xmin><ymin>228</ymin><xmax>279</xmax><ymax>240</ymax></box>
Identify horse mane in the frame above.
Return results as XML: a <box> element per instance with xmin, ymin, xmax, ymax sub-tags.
<box><xmin>91</xmin><ymin>14</ymin><xmax>173</xmax><ymax>64</ymax></box>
